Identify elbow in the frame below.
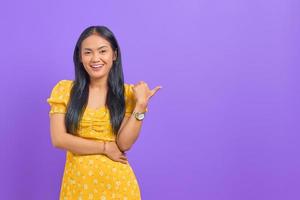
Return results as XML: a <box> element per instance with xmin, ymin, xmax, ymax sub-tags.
<box><xmin>120</xmin><ymin>145</ymin><xmax>131</xmax><ymax>152</ymax></box>
<box><xmin>116</xmin><ymin>140</ymin><xmax>131</xmax><ymax>152</ymax></box>
<box><xmin>51</xmin><ymin>138</ymin><xmax>60</xmax><ymax>148</ymax></box>
<box><xmin>51</xmin><ymin>135</ymin><xmax>62</xmax><ymax>148</ymax></box>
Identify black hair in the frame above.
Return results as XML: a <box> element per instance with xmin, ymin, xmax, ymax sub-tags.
<box><xmin>65</xmin><ymin>25</ymin><xmax>125</xmax><ymax>135</ymax></box>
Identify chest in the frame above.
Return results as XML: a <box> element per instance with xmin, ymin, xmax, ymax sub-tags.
<box><xmin>87</xmin><ymin>89</ymin><xmax>107</xmax><ymax>109</ymax></box>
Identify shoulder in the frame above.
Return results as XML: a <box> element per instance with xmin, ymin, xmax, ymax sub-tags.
<box><xmin>124</xmin><ymin>83</ymin><xmax>134</xmax><ymax>89</ymax></box>
<box><xmin>47</xmin><ymin>80</ymin><xmax>74</xmax><ymax>105</ymax></box>
<box><xmin>124</xmin><ymin>83</ymin><xmax>134</xmax><ymax>97</ymax></box>
<box><xmin>55</xmin><ymin>79</ymin><xmax>74</xmax><ymax>88</ymax></box>
<box><xmin>124</xmin><ymin>83</ymin><xmax>136</xmax><ymax>111</ymax></box>
<box><xmin>52</xmin><ymin>79</ymin><xmax>73</xmax><ymax>91</ymax></box>
<box><xmin>50</xmin><ymin>79</ymin><xmax>74</xmax><ymax>97</ymax></box>
<box><xmin>124</xmin><ymin>83</ymin><xmax>136</xmax><ymax>105</ymax></box>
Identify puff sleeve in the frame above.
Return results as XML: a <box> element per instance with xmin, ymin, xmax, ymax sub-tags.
<box><xmin>46</xmin><ymin>80</ymin><xmax>72</xmax><ymax>115</ymax></box>
<box><xmin>124</xmin><ymin>83</ymin><xmax>148</xmax><ymax>117</ymax></box>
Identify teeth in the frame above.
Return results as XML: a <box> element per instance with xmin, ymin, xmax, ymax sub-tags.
<box><xmin>91</xmin><ymin>65</ymin><xmax>103</xmax><ymax>68</ymax></box>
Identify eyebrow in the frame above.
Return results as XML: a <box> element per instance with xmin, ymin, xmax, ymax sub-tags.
<box><xmin>83</xmin><ymin>46</ymin><xmax>108</xmax><ymax>51</ymax></box>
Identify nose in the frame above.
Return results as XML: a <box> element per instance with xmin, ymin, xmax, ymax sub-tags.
<box><xmin>91</xmin><ymin>53</ymin><xmax>101</xmax><ymax>62</ymax></box>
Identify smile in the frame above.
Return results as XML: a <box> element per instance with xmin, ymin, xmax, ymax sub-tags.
<box><xmin>90</xmin><ymin>64</ymin><xmax>104</xmax><ymax>68</ymax></box>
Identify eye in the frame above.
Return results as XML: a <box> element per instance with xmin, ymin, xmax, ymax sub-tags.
<box><xmin>100</xmin><ymin>50</ymin><xmax>107</xmax><ymax>54</ymax></box>
<box><xmin>84</xmin><ymin>52</ymin><xmax>91</xmax><ymax>55</ymax></box>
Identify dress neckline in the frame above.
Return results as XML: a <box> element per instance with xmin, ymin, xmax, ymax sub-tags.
<box><xmin>85</xmin><ymin>106</ymin><xmax>107</xmax><ymax>111</ymax></box>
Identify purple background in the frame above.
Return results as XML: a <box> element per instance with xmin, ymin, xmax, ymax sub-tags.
<box><xmin>1</xmin><ymin>0</ymin><xmax>299</xmax><ymax>199</ymax></box>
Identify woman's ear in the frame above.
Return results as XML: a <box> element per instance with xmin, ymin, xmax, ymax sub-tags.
<box><xmin>113</xmin><ymin>49</ymin><xmax>118</xmax><ymax>61</ymax></box>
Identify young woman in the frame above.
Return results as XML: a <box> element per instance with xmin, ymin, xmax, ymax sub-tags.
<box><xmin>47</xmin><ymin>26</ymin><xmax>161</xmax><ymax>200</ymax></box>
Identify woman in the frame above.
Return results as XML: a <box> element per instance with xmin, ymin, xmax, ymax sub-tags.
<box><xmin>47</xmin><ymin>26</ymin><xmax>161</xmax><ymax>200</ymax></box>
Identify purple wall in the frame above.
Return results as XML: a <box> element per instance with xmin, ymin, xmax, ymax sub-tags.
<box><xmin>1</xmin><ymin>0</ymin><xmax>299</xmax><ymax>199</ymax></box>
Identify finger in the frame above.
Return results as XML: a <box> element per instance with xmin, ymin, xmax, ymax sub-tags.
<box><xmin>119</xmin><ymin>159</ymin><xmax>128</xmax><ymax>164</ymax></box>
<box><xmin>119</xmin><ymin>154</ymin><xmax>127</xmax><ymax>159</ymax></box>
<box><xmin>121</xmin><ymin>159</ymin><xmax>128</xmax><ymax>164</ymax></box>
<box><xmin>150</xmin><ymin>86</ymin><xmax>162</xmax><ymax>97</ymax></box>
<box><xmin>120</xmin><ymin>156</ymin><xmax>128</xmax><ymax>160</ymax></box>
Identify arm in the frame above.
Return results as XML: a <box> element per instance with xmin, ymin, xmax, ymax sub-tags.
<box><xmin>47</xmin><ymin>80</ymin><xmax>127</xmax><ymax>162</ymax></box>
<box><xmin>49</xmin><ymin>113</ymin><xmax>128</xmax><ymax>163</ymax></box>
<box><xmin>116</xmin><ymin>81</ymin><xmax>162</xmax><ymax>152</ymax></box>
<box><xmin>49</xmin><ymin>113</ymin><xmax>105</xmax><ymax>155</ymax></box>
<box><xmin>116</xmin><ymin>102</ymin><xmax>148</xmax><ymax>152</ymax></box>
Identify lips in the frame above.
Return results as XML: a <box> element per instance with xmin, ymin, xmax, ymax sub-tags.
<box><xmin>90</xmin><ymin>64</ymin><xmax>104</xmax><ymax>68</ymax></box>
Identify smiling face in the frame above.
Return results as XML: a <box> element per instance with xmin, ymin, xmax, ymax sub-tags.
<box><xmin>80</xmin><ymin>34</ymin><xmax>117</xmax><ymax>81</ymax></box>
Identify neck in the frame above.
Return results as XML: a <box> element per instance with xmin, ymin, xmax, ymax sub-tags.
<box><xmin>89</xmin><ymin>77</ymin><xmax>108</xmax><ymax>90</ymax></box>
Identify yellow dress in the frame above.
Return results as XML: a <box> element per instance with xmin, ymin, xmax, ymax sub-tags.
<box><xmin>47</xmin><ymin>80</ymin><xmax>141</xmax><ymax>200</ymax></box>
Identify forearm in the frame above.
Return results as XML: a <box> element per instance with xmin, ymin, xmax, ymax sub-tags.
<box><xmin>52</xmin><ymin>132</ymin><xmax>106</xmax><ymax>155</ymax></box>
<box><xmin>117</xmin><ymin>102</ymin><xmax>147</xmax><ymax>151</ymax></box>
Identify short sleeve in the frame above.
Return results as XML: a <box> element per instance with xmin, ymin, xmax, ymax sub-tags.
<box><xmin>124</xmin><ymin>83</ymin><xmax>148</xmax><ymax>117</ymax></box>
<box><xmin>46</xmin><ymin>80</ymin><xmax>72</xmax><ymax>115</ymax></box>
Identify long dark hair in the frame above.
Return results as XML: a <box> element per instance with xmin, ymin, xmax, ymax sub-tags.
<box><xmin>65</xmin><ymin>26</ymin><xmax>125</xmax><ymax>135</ymax></box>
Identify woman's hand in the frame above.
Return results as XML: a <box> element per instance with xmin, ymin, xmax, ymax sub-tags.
<box><xmin>104</xmin><ymin>141</ymin><xmax>128</xmax><ymax>164</ymax></box>
<box><xmin>132</xmin><ymin>81</ymin><xmax>162</xmax><ymax>105</ymax></box>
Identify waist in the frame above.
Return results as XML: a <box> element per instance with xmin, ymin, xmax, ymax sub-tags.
<box><xmin>65</xmin><ymin>152</ymin><xmax>130</xmax><ymax>167</ymax></box>
<box><xmin>75</xmin><ymin>133</ymin><xmax>116</xmax><ymax>142</ymax></box>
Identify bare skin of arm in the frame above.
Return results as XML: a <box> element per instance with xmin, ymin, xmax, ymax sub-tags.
<box><xmin>117</xmin><ymin>81</ymin><xmax>162</xmax><ymax>152</ymax></box>
<box><xmin>116</xmin><ymin>102</ymin><xmax>147</xmax><ymax>152</ymax></box>
<box><xmin>49</xmin><ymin>113</ymin><xmax>128</xmax><ymax>164</ymax></box>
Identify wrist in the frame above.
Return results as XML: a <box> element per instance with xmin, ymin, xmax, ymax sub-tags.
<box><xmin>135</xmin><ymin>101</ymin><xmax>148</xmax><ymax>112</ymax></box>
<box><xmin>136</xmin><ymin>99</ymin><xmax>148</xmax><ymax>106</ymax></box>
<box><xmin>103</xmin><ymin>141</ymin><xmax>107</xmax><ymax>155</ymax></box>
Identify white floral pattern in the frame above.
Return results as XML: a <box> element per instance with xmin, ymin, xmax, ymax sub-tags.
<box><xmin>47</xmin><ymin>80</ymin><xmax>141</xmax><ymax>200</ymax></box>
